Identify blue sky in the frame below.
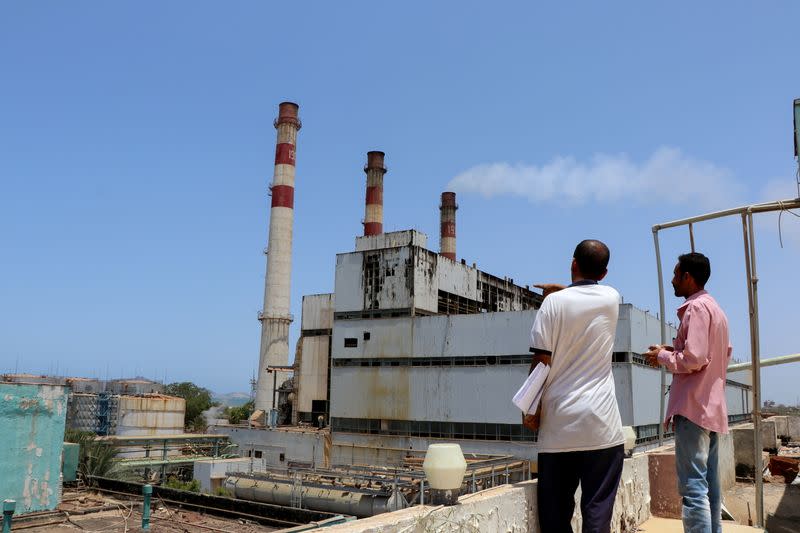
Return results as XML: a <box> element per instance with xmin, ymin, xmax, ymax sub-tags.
<box><xmin>2</xmin><ymin>2</ymin><xmax>799</xmax><ymax>403</ymax></box>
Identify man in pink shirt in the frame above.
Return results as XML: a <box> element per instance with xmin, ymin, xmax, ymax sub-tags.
<box><xmin>645</xmin><ymin>252</ymin><xmax>731</xmax><ymax>533</ymax></box>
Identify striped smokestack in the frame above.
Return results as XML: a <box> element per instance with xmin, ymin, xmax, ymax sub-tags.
<box><xmin>255</xmin><ymin>102</ymin><xmax>301</xmax><ymax>413</ymax></box>
<box><xmin>363</xmin><ymin>151</ymin><xmax>386</xmax><ymax>236</ymax></box>
<box><xmin>440</xmin><ymin>192</ymin><xmax>457</xmax><ymax>261</ymax></box>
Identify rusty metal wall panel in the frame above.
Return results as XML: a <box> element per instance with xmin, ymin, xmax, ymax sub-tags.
<box><xmin>296</xmin><ymin>336</ymin><xmax>330</xmax><ymax>413</ymax></box>
<box><xmin>301</xmin><ymin>293</ymin><xmax>335</xmax><ymax>331</ymax></box>
<box><xmin>330</xmin><ymin>366</ymin><xmax>526</xmax><ymax>423</ymax></box>
<box><xmin>116</xmin><ymin>396</ymin><xmax>185</xmax><ymax>436</ymax></box>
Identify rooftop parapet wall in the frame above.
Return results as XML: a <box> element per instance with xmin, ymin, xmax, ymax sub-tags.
<box><xmin>0</xmin><ymin>382</ymin><xmax>68</xmax><ymax>514</ymax></box>
<box><xmin>323</xmin><ymin>453</ymin><xmax>650</xmax><ymax>533</ymax></box>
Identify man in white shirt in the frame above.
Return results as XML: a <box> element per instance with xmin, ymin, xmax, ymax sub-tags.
<box><xmin>530</xmin><ymin>239</ymin><xmax>624</xmax><ymax>533</ymax></box>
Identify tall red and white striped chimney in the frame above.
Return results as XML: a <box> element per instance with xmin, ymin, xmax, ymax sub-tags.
<box><xmin>363</xmin><ymin>151</ymin><xmax>386</xmax><ymax>236</ymax></box>
<box><xmin>255</xmin><ymin>102</ymin><xmax>301</xmax><ymax>413</ymax></box>
<box><xmin>440</xmin><ymin>192</ymin><xmax>458</xmax><ymax>261</ymax></box>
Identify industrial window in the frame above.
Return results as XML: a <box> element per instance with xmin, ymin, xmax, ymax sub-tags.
<box><xmin>344</xmin><ymin>338</ymin><xmax>358</xmax><ymax>348</ymax></box>
<box><xmin>331</xmin><ymin>417</ymin><xmax>538</xmax><ymax>442</ymax></box>
<box><xmin>332</xmin><ymin>355</ymin><xmax>530</xmax><ymax>367</ymax></box>
<box><xmin>613</xmin><ymin>352</ymin><xmax>630</xmax><ymax>363</ymax></box>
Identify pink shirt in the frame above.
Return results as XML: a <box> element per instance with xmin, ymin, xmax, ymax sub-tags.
<box><xmin>658</xmin><ymin>290</ymin><xmax>732</xmax><ymax>434</ymax></box>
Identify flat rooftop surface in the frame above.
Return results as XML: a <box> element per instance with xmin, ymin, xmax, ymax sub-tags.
<box><xmin>639</xmin><ymin>518</ymin><xmax>763</xmax><ymax>532</ymax></box>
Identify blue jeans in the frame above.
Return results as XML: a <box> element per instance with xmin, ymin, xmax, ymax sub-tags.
<box><xmin>674</xmin><ymin>415</ymin><xmax>721</xmax><ymax>533</ymax></box>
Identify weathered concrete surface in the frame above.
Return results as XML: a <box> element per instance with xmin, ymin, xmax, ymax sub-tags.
<box><xmin>719</xmin><ymin>432</ymin><xmax>736</xmax><ymax>490</ymax></box>
<box><xmin>648</xmin><ymin>434</ymin><xmax>735</xmax><ymax>519</ymax></box>
<box><xmin>194</xmin><ymin>457</ymin><xmax>252</xmax><ymax>492</ymax></box>
<box><xmin>638</xmin><ymin>517</ymin><xmax>763</xmax><ymax>531</ymax></box>
<box><xmin>788</xmin><ymin>415</ymin><xmax>800</xmax><ymax>440</ymax></box>
<box><xmin>324</xmin><ymin>455</ymin><xmax>650</xmax><ymax>533</ymax></box>
<box><xmin>573</xmin><ymin>452</ymin><xmax>651</xmax><ymax>532</ymax></box>
<box><xmin>732</xmin><ymin>423</ymin><xmax>776</xmax><ymax>477</ymax></box>
<box><xmin>324</xmin><ymin>481</ymin><xmax>538</xmax><ymax>533</ymax></box>
<box><xmin>759</xmin><ymin>419</ymin><xmax>779</xmax><ymax>451</ymax></box>
<box><xmin>0</xmin><ymin>382</ymin><xmax>68</xmax><ymax>514</ymax></box>
<box><xmin>649</xmin><ymin>448</ymin><xmax>681</xmax><ymax>519</ymax></box>
<box><xmin>769</xmin><ymin>416</ymin><xmax>789</xmax><ymax>440</ymax></box>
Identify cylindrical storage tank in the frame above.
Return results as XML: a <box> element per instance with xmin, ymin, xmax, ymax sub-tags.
<box><xmin>439</xmin><ymin>191</ymin><xmax>458</xmax><ymax>261</ymax></box>
<box><xmin>255</xmin><ymin>102</ymin><xmax>301</xmax><ymax>412</ymax></box>
<box><xmin>224</xmin><ymin>476</ymin><xmax>406</xmax><ymax>518</ymax></box>
<box><xmin>363</xmin><ymin>151</ymin><xmax>386</xmax><ymax>236</ymax></box>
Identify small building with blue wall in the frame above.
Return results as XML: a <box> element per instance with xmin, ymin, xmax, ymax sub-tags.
<box><xmin>0</xmin><ymin>382</ymin><xmax>68</xmax><ymax>514</ymax></box>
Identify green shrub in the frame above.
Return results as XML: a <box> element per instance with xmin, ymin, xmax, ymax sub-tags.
<box><xmin>164</xmin><ymin>478</ymin><xmax>201</xmax><ymax>492</ymax></box>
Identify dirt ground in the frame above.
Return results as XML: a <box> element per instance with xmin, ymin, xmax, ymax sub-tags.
<box><xmin>724</xmin><ymin>481</ymin><xmax>800</xmax><ymax>533</ymax></box>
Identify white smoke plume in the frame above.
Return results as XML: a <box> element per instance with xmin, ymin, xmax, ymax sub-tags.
<box><xmin>448</xmin><ymin>147</ymin><xmax>743</xmax><ymax>209</ymax></box>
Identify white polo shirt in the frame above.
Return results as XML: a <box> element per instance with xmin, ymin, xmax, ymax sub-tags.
<box><xmin>530</xmin><ymin>282</ymin><xmax>624</xmax><ymax>453</ymax></box>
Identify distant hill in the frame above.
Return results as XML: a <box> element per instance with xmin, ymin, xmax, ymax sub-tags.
<box><xmin>213</xmin><ymin>392</ymin><xmax>251</xmax><ymax>407</ymax></box>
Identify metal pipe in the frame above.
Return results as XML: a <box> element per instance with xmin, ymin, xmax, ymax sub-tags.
<box><xmin>653</xmin><ymin>198</ymin><xmax>800</xmax><ymax>232</ymax></box>
<box><xmin>142</xmin><ymin>484</ymin><xmax>152</xmax><ymax>530</ymax></box>
<box><xmin>653</xmin><ymin>229</ymin><xmax>668</xmax><ymax>446</ymax></box>
<box><xmin>225</xmin><ymin>476</ymin><xmax>405</xmax><ymax>518</ymax></box>
<box><xmin>2</xmin><ymin>500</ymin><xmax>14</xmax><ymax>533</ymax></box>
<box><xmin>741</xmin><ymin>214</ymin><xmax>763</xmax><ymax>527</ymax></box>
<box><xmin>747</xmin><ymin>210</ymin><xmax>764</xmax><ymax>527</ymax></box>
<box><xmin>727</xmin><ymin>352</ymin><xmax>800</xmax><ymax>372</ymax></box>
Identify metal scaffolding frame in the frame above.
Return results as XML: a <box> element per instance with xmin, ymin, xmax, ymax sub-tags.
<box><xmin>652</xmin><ymin>196</ymin><xmax>800</xmax><ymax>528</ymax></box>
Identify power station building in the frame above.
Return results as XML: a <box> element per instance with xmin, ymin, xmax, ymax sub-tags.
<box><xmin>217</xmin><ymin>102</ymin><xmax>752</xmax><ymax>466</ymax></box>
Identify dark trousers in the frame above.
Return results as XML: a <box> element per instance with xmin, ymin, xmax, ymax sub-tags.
<box><xmin>537</xmin><ymin>444</ymin><xmax>624</xmax><ymax>533</ymax></box>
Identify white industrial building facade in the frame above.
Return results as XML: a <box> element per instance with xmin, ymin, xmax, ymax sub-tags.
<box><xmin>290</xmin><ymin>229</ymin><xmax>752</xmax><ymax>454</ymax></box>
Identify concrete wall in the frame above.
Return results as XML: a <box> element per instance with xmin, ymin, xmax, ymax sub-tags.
<box><xmin>647</xmin><ymin>432</ymin><xmax>735</xmax><ymax>519</ymax></box>
<box><xmin>330</xmin><ymin>310</ymin><xmax>749</xmax><ymax>433</ymax></box>
<box><xmin>216</xmin><ymin>426</ymin><xmax>329</xmax><ymax>468</ymax></box>
<box><xmin>296</xmin><ymin>335</ymin><xmax>330</xmax><ymax>414</ymax></box>
<box><xmin>193</xmin><ymin>457</ymin><xmax>252</xmax><ymax>492</ymax></box>
<box><xmin>332</xmin><ymin>366</ymin><xmax>526</xmax><ymax>424</ymax></box>
<box><xmin>355</xmin><ymin>230</ymin><xmax>427</xmax><ymax>252</ymax></box>
<box><xmin>616</xmin><ymin>305</ymin><xmax>678</xmax><ymax>354</ymax></box>
<box><xmin>302</xmin><ymin>293</ymin><xmax>335</xmax><ymax>331</ymax></box>
<box><xmin>0</xmin><ymin>383</ymin><xmax>68</xmax><ymax>514</ymax></box>
<box><xmin>333</xmin><ymin>311</ymin><xmax>536</xmax><ymax>360</ymax></box>
<box><xmin>323</xmin><ymin>454</ymin><xmax>651</xmax><ymax>533</ymax></box>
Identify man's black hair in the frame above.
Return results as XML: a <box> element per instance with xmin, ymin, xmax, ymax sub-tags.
<box><xmin>677</xmin><ymin>252</ymin><xmax>711</xmax><ymax>287</ymax></box>
<box><xmin>573</xmin><ymin>239</ymin><xmax>610</xmax><ymax>280</ymax></box>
